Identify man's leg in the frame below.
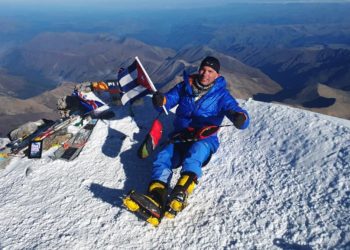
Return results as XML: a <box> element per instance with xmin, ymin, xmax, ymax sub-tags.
<box><xmin>165</xmin><ymin>140</ymin><xmax>212</xmax><ymax>217</ymax></box>
<box><xmin>151</xmin><ymin>142</ymin><xmax>186</xmax><ymax>182</ymax></box>
<box><xmin>123</xmin><ymin>143</ymin><xmax>178</xmax><ymax>225</ymax></box>
<box><xmin>145</xmin><ymin>143</ymin><xmax>184</xmax><ymax>211</ymax></box>
<box><xmin>181</xmin><ymin>140</ymin><xmax>212</xmax><ymax>178</ymax></box>
<box><xmin>151</xmin><ymin>143</ymin><xmax>175</xmax><ymax>184</ymax></box>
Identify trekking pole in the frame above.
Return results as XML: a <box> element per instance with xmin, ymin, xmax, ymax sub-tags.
<box><xmin>218</xmin><ymin>124</ymin><xmax>236</xmax><ymax>128</ymax></box>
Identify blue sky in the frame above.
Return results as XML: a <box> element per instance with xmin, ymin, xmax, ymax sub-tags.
<box><xmin>0</xmin><ymin>0</ymin><xmax>349</xmax><ymax>14</ymax></box>
<box><xmin>1</xmin><ymin>0</ymin><xmax>350</xmax><ymax>8</ymax></box>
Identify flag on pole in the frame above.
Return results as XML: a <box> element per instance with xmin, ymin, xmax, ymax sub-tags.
<box><xmin>117</xmin><ymin>57</ymin><xmax>157</xmax><ymax>105</ymax></box>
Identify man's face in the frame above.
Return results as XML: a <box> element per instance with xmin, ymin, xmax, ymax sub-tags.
<box><xmin>198</xmin><ymin>66</ymin><xmax>219</xmax><ymax>86</ymax></box>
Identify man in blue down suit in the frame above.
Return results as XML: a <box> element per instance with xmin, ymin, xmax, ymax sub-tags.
<box><xmin>126</xmin><ymin>56</ymin><xmax>250</xmax><ymax>225</ymax></box>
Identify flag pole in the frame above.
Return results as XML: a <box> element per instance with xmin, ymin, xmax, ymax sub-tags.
<box><xmin>135</xmin><ymin>56</ymin><xmax>168</xmax><ymax>115</ymax></box>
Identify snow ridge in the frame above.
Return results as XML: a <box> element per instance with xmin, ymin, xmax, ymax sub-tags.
<box><xmin>0</xmin><ymin>98</ymin><xmax>349</xmax><ymax>249</ymax></box>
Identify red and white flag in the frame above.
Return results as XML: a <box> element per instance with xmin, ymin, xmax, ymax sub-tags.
<box><xmin>117</xmin><ymin>57</ymin><xmax>156</xmax><ymax>105</ymax></box>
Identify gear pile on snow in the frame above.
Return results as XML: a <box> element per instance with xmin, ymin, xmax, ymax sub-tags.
<box><xmin>52</xmin><ymin>118</ymin><xmax>99</xmax><ymax>161</ymax></box>
<box><xmin>0</xmin><ymin>81</ymin><xmax>118</xmax><ymax>168</ymax></box>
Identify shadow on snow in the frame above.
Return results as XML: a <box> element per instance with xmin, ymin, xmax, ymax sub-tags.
<box><xmin>89</xmin><ymin>99</ymin><xmax>175</xmax><ymax>210</ymax></box>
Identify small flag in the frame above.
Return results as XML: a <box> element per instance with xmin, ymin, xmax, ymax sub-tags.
<box><xmin>137</xmin><ymin>119</ymin><xmax>163</xmax><ymax>159</ymax></box>
<box><xmin>117</xmin><ymin>57</ymin><xmax>156</xmax><ymax>105</ymax></box>
<box><xmin>73</xmin><ymin>90</ymin><xmax>105</xmax><ymax>112</ymax></box>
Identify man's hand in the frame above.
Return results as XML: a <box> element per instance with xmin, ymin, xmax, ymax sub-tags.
<box><xmin>152</xmin><ymin>92</ymin><xmax>166</xmax><ymax>107</ymax></box>
<box><xmin>226</xmin><ymin>110</ymin><xmax>248</xmax><ymax>129</ymax></box>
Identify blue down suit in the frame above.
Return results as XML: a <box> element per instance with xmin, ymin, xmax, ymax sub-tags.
<box><xmin>151</xmin><ymin>72</ymin><xmax>249</xmax><ymax>184</ymax></box>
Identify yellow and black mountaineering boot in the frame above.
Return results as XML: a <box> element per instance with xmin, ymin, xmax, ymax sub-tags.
<box><xmin>164</xmin><ymin>172</ymin><xmax>198</xmax><ymax>219</ymax></box>
<box><xmin>123</xmin><ymin>181</ymin><xmax>168</xmax><ymax>227</ymax></box>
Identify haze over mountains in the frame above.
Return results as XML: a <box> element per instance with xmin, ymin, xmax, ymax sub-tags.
<box><xmin>0</xmin><ymin>2</ymin><xmax>349</xmax><ymax>135</ymax></box>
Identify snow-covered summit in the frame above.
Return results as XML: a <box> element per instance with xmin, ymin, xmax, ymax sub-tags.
<box><xmin>0</xmin><ymin>98</ymin><xmax>349</xmax><ymax>249</ymax></box>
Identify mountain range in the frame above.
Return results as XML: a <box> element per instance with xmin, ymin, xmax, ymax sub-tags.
<box><xmin>0</xmin><ymin>32</ymin><xmax>281</xmax><ymax>136</ymax></box>
<box><xmin>0</xmin><ymin>2</ymin><xmax>349</xmax><ymax>136</ymax></box>
<box><xmin>223</xmin><ymin>45</ymin><xmax>350</xmax><ymax>103</ymax></box>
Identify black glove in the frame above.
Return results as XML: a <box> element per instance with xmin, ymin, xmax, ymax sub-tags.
<box><xmin>226</xmin><ymin>110</ymin><xmax>247</xmax><ymax>129</ymax></box>
<box><xmin>152</xmin><ymin>91</ymin><xmax>166</xmax><ymax>107</ymax></box>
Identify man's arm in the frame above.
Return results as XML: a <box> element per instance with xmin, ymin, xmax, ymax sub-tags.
<box><xmin>222</xmin><ymin>93</ymin><xmax>250</xmax><ymax>129</ymax></box>
<box><xmin>152</xmin><ymin>82</ymin><xmax>183</xmax><ymax>111</ymax></box>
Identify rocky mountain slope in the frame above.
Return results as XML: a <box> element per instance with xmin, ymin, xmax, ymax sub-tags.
<box><xmin>0</xmin><ymin>83</ymin><xmax>74</xmax><ymax>137</ymax></box>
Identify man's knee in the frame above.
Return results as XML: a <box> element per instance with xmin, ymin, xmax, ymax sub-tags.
<box><xmin>182</xmin><ymin>141</ymin><xmax>212</xmax><ymax>176</ymax></box>
<box><xmin>202</xmin><ymin>153</ymin><xmax>212</xmax><ymax>167</ymax></box>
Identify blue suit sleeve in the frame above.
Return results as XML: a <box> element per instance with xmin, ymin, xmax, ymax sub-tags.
<box><xmin>164</xmin><ymin>83</ymin><xmax>182</xmax><ymax>110</ymax></box>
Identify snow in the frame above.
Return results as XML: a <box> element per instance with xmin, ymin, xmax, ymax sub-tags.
<box><xmin>0</xmin><ymin>98</ymin><xmax>349</xmax><ymax>249</ymax></box>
